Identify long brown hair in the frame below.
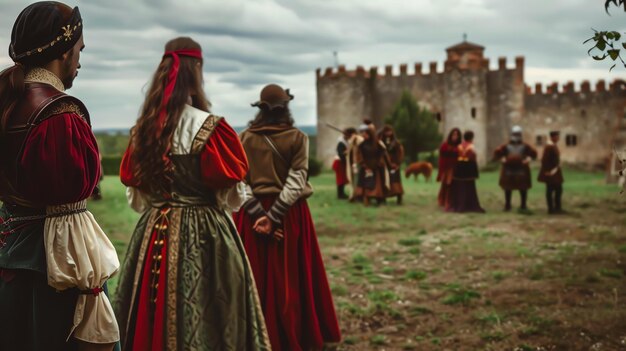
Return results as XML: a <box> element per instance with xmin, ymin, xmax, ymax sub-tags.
<box><xmin>0</xmin><ymin>2</ymin><xmax>74</xmax><ymax>133</ymax></box>
<box><xmin>131</xmin><ymin>37</ymin><xmax>210</xmax><ymax>195</ymax></box>
<box><xmin>248</xmin><ymin>105</ymin><xmax>294</xmax><ymax>128</ymax></box>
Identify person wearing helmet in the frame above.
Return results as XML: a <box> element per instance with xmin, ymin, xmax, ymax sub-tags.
<box><xmin>493</xmin><ymin>125</ymin><xmax>538</xmax><ymax>212</ymax></box>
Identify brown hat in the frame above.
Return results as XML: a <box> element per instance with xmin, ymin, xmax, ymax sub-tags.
<box><xmin>251</xmin><ymin>84</ymin><xmax>294</xmax><ymax>110</ymax></box>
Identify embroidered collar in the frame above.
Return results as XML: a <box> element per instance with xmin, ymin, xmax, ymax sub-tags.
<box><xmin>24</xmin><ymin>67</ymin><xmax>65</xmax><ymax>92</ymax></box>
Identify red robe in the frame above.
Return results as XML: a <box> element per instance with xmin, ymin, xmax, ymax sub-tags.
<box><xmin>437</xmin><ymin>142</ymin><xmax>459</xmax><ymax>207</ymax></box>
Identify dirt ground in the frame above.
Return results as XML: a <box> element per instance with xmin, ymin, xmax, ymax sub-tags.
<box><xmin>310</xmin><ymin>172</ymin><xmax>626</xmax><ymax>351</ymax></box>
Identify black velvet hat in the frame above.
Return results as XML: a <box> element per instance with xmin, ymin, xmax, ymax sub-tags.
<box><xmin>9</xmin><ymin>1</ymin><xmax>83</xmax><ymax>66</ymax></box>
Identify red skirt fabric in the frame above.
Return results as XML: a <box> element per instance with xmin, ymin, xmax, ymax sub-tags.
<box><xmin>233</xmin><ymin>197</ymin><xmax>341</xmax><ymax>351</ymax></box>
<box><xmin>332</xmin><ymin>159</ymin><xmax>349</xmax><ymax>186</ymax></box>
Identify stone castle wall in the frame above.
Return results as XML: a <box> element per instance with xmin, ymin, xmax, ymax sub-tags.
<box><xmin>316</xmin><ymin>45</ymin><xmax>626</xmax><ymax>171</ymax></box>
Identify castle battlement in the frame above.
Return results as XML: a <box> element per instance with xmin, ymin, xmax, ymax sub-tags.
<box><xmin>524</xmin><ymin>79</ymin><xmax>626</xmax><ymax>96</ymax></box>
<box><xmin>315</xmin><ymin>55</ymin><xmax>526</xmax><ymax>81</ymax></box>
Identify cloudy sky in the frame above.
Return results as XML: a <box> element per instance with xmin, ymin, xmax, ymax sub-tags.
<box><xmin>0</xmin><ymin>0</ymin><xmax>625</xmax><ymax>130</ymax></box>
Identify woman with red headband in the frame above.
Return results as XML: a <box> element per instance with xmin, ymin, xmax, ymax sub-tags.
<box><xmin>113</xmin><ymin>37</ymin><xmax>271</xmax><ymax>351</ymax></box>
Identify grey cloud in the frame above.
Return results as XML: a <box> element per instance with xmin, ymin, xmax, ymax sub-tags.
<box><xmin>0</xmin><ymin>0</ymin><xmax>624</xmax><ymax>130</ymax></box>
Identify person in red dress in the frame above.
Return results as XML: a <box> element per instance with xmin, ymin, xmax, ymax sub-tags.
<box><xmin>333</xmin><ymin>128</ymin><xmax>355</xmax><ymax>199</ymax></box>
<box><xmin>447</xmin><ymin>130</ymin><xmax>485</xmax><ymax>213</ymax></box>
<box><xmin>437</xmin><ymin>128</ymin><xmax>462</xmax><ymax>208</ymax></box>
<box><xmin>113</xmin><ymin>37</ymin><xmax>270</xmax><ymax>351</ymax></box>
<box><xmin>234</xmin><ymin>84</ymin><xmax>341</xmax><ymax>351</ymax></box>
<box><xmin>0</xmin><ymin>2</ymin><xmax>119</xmax><ymax>350</ymax></box>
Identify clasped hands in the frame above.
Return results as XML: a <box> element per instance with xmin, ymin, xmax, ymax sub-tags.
<box><xmin>253</xmin><ymin>216</ymin><xmax>284</xmax><ymax>241</ymax></box>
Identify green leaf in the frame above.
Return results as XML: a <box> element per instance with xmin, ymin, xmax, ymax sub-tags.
<box><xmin>608</xmin><ymin>49</ymin><xmax>620</xmax><ymax>60</ymax></box>
<box><xmin>593</xmin><ymin>54</ymin><xmax>608</xmax><ymax>61</ymax></box>
<box><xmin>597</xmin><ymin>40</ymin><xmax>607</xmax><ymax>51</ymax></box>
<box><xmin>607</xmin><ymin>32</ymin><xmax>615</xmax><ymax>40</ymax></box>
<box><xmin>613</xmin><ymin>32</ymin><xmax>622</xmax><ymax>41</ymax></box>
<box><xmin>622</xmin><ymin>42</ymin><xmax>626</xmax><ymax>49</ymax></box>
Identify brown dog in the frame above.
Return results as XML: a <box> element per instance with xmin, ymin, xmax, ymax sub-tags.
<box><xmin>405</xmin><ymin>161</ymin><xmax>433</xmax><ymax>182</ymax></box>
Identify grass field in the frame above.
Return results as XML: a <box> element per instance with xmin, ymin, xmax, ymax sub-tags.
<box><xmin>89</xmin><ymin>167</ymin><xmax>626</xmax><ymax>351</ymax></box>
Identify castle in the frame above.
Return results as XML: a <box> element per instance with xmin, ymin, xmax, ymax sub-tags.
<box><xmin>315</xmin><ymin>40</ymin><xmax>626</xmax><ymax>173</ymax></box>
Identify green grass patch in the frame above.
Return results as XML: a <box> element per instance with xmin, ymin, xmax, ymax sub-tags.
<box><xmin>370</xmin><ymin>335</ymin><xmax>387</xmax><ymax>346</ymax></box>
<box><xmin>398</xmin><ymin>237</ymin><xmax>422</xmax><ymax>247</ymax></box>
<box><xmin>599</xmin><ymin>268</ymin><xmax>623</xmax><ymax>279</ymax></box>
<box><xmin>491</xmin><ymin>271</ymin><xmax>510</xmax><ymax>282</ymax></box>
<box><xmin>404</xmin><ymin>270</ymin><xmax>427</xmax><ymax>281</ymax></box>
<box><xmin>441</xmin><ymin>283</ymin><xmax>481</xmax><ymax>305</ymax></box>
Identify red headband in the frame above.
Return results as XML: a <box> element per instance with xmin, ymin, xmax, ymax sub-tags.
<box><xmin>156</xmin><ymin>49</ymin><xmax>203</xmax><ymax>138</ymax></box>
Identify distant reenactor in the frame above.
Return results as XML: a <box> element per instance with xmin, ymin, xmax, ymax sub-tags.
<box><xmin>538</xmin><ymin>131</ymin><xmax>564</xmax><ymax>214</ymax></box>
<box><xmin>493</xmin><ymin>125</ymin><xmax>537</xmax><ymax>212</ymax></box>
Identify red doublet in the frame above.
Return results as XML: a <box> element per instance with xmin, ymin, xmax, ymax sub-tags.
<box><xmin>1</xmin><ymin>112</ymin><xmax>100</xmax><ymax>206</ymax></box>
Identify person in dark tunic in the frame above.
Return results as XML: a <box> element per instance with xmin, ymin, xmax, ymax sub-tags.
<box><xmin>333</xmin><ymin>128</ymin><xmax>355</xmax><ymax>199</ymax></box>
<box><xmin>538</xmin><ymin>131</ymin><xmax>564</xmax><ymax>214</ymax></box>
<box><xmin>0</xmin><ymin>2</ymin><xmax>120</xmax><ymax>350</ymax></box>
<box><xmin>493</xmin><ymin>125</ymin><xmax>538</xmax><ymax>212</ymax></box>
<box><xmin>380</xmin><ymin>124</ymin><xmax>405</xmax><ymax>204</ymax></box>
<box><xmin>447</xmin><ymin>130</ymin><xmax>485</xmax><ymax>213</ymax></box>
<box><xmin>437</xmin><ymin>128</ymin><xmax>462</xmax><ymax>208</ymax></box>
<box><xmin>354</xmin><ymin>124</ymin><xmax>390</xmax><ymax>206</ymax></box>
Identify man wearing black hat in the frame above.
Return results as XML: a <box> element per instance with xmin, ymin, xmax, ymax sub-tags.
<box><xmin>0</xmin><ymin>2</ymin><xmax>119</xmax><ymax>350</ymax></box>
<box><xmin>538</xmin><ymin>131</ymin><xmax>565</xmax><ymax>214</ymax></box>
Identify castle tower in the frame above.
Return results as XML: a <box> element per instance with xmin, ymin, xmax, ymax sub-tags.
<box><xmin>443</xmin><ymin>41</ymin><xmax>490</xmax><ymax>166</ymax></box>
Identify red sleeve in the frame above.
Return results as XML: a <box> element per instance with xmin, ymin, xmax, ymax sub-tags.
<box><xmin>199</xmin><ymin>119</ymin><xmax>249</xmax><ymax>190</ymax></box>
<box><xmin>119</xmin><ymin>144</ymin><xmax>138</xmax><ymax>187</ymax></box>
<box><xmin>18</xmin><ymin>113</ymin><xmax>101</xmax><ymax>206</ymax></box>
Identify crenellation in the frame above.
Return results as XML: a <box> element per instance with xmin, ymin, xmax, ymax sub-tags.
<box><xmin>323</xmin><ymin>67</ymin><xmax>333</xmax><ymax>78</ymax></box>
<box><xmin>369</xmin><ymin>66</ymin><xmax>378</xmax><ymax>77</ymax></box>
<box><xmin>338</xmin><ymin>65</ymin><xmax>346</xmax><ymax>75</ymax></box>
<box><xmin>355</xmin><ymin>65</ymin><xmax>366</xmax><ymax>78</ymax></box>
<box><xmin>535</xmin><ymin>83</ymin><xmax>543</xmax><ymax>94</ymax></box>
<box><xmin>581</xmin><ymin>81</ymin><xmax>591</xmax><ymax>93</ymax></box>
<box><xmin>385</xmin><ymin>65</ymin><xmax>393</xmax><ymax>76</ymax></box>
<box><xmin>610</xmin><ymin>79</ymin><xmax>625</xmax><ymax>92</ymax></box>
<box><xmin>597</xmin><ymin>80</ymin><xmax>606</xmax><ymax>92</ymax></box>
<box><xmin>429</xmin><ymin>61</ymin><xmax>438</xmax><ymax>74</ymax></box>
<box><xmin>498</xmin><ymin>57</ymin><xmax>506</xmax><ymax>70</ymax></box>
<box><xmin>525</xmin><ymin>85</ymin><xmax>532</xmax><ymax>95</ymax></box>
<box><xmin>316</xmin><ymin>68</ymin><xmax>321</xmax><ymax>79</ymax></box>
<box><xmin>399</xmin><ymin>64</ymin><xmax>408</xmax><ymax>76</ymax></box>
<box><xmin>564</xmin><ymin>81</ymin><xmax>575</xmax><ymax>94</ymax></box>
<box><xmin>547</xmin><ymin>82</ymin><xmax>559</xmax><ymax>94</ymax></box>
<box><xmin>414</xmin><ymin>63</ymin><xmax>422</xmax><ymax>75</ymax></box>
<box><xmin>515</xmin><ymin>56</ymin><xmax>524</xmax><ymax>70</ymax></box>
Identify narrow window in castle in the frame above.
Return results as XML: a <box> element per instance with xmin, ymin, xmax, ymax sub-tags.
<box><xmin>536</xmin><ymin>135</ymin><xmax>544</xmax><ymax>146</ymax></box>
<box><xmin>566</xmin><ymin>134</ymin><xmax>578</xmax><ymax>147</ymax></box>
<box><xmin>581</xmin><ymin>109</ymin><xmax>587</xmax><ymax>118</ymax></box>
<box><xmin>436</xmin><ymin>113</ymin><xmax>442</xmax><ymax>122</ymax></box>
<box><xmin>471</xmin><ymin>107</ymin><xmax>477</xmax><ymax>119</ymax></box>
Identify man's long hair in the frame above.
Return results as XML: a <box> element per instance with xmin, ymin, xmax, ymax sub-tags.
<box><xmin>0</xmin><ymin>2</ymin><xmax>73</xmax><ymax>133</ymax></box>
<box><xmin>248</xmin><ymin>105</ymin><xmax>294</xmax><ymax>128</ymax></box>
<box><xmin>130</xmin><ymin>37</ymin><xmax>210</xmax><ymax>195</ymax></box>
